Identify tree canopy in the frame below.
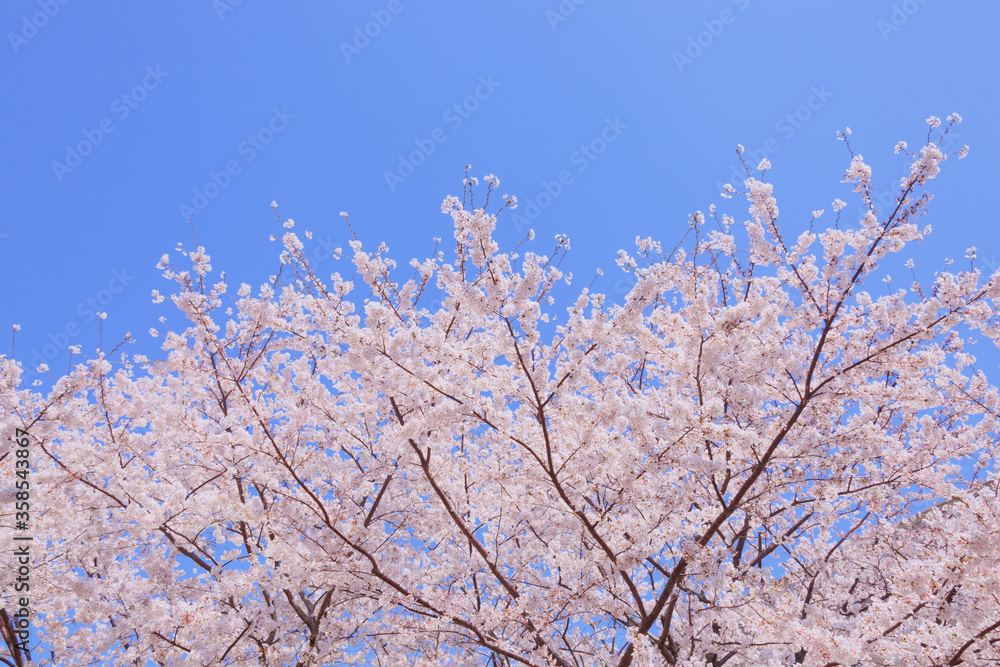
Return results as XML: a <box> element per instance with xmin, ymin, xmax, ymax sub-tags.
<box><xmin>3</xmin><ymin>116</ymin><xmax>999</xmax><ymax>666</ymax></box>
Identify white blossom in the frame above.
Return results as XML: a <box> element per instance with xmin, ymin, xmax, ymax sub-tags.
<box><xmin>7</xmin><ymin>121</ymin><xmax>996</xmax><ymax>667</ymax></box>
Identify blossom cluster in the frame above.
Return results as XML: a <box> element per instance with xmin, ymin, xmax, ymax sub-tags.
<box><xmin>1</xmin><ymin>118</ymin><xmax>997</xmax><ymax>666</ymax></box>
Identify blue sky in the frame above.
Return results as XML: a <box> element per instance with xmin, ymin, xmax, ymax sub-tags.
<box><xmin>2</xmin><ymin>2</ymin><xmax>999</xmax><ymax>384</ymax></box>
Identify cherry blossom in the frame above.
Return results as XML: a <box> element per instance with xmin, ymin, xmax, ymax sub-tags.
<box><xmin>2</xmin><ymin>117</ymin><xmax>998</xmax><ymax>666</ymax></box>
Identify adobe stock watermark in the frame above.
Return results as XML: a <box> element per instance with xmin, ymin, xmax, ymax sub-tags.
<box><xmin>878</xmin><ymin>0</ymin><xmax>930</xmax><ymax>40</ymax></box>
<box><xmin>308</xmin><ymin>235</ymin><xmax>342</xmax><ymax>265</ymax></box>
<box><xmin>22</xmin><ymin>267</ymin><xmax>134</xmax><ymax>379</ymax></box>
<box><xmin>508</xmin><ymin>117</ymin><xmax>627</xmax><ymax>234</ymax></box>
<box><xmin>545</xmin><ymin>0</ymin><xmax>587</xmax><ymax>30</ymax></box>
<box><xmin>51</xmin><ymin>66</ymin><xmax>169</xmax><ymax>183</ymax></box>
<box><xmin>213</xmin><ymin>0</ymin><xmax>244</xmax><ymax>21</ymax></box>
<box><xmin>7</xmin><ymin>0</ymin><xmax>70</xmax><ymax>54</ymax></box>
<box><xmin>340</xmin><ymin>0</ymin><xmax>411</xmax><ymax>63</ymax></box>
<box><xmin>178</xmin><ymin>107</ymin><xmax>295</xmax><ymax>221</ymax></box>
<box><xmin>673</xmin><ymin>0</ymin><xmax>751</xmax><ymax>73</ymax></box>
<box><xmin>715</xmin><ymin>84</ymin><xmax>833</xmax><ymax>194</ymax></box>
<box><xmin>982</xmin><ymin>254</ymin><xmax>1000</xmax><ymax>280</ymax></box>
<box><xmin>384</xmin><ymin>75</ymin><xmax>502</xmax><ymax>192</ymax></box>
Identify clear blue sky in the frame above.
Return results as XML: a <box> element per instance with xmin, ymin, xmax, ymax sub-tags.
<box><xmin>2</xmin><ymin>2</ymin><xmax>999</xmax><ymax>386</ymax></box>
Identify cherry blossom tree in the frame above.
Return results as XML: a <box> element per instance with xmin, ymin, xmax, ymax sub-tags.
<box><xmin>3</xmin><ymin>115</ymin><xmax>999</xmax><ymax>666</ymax></box>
